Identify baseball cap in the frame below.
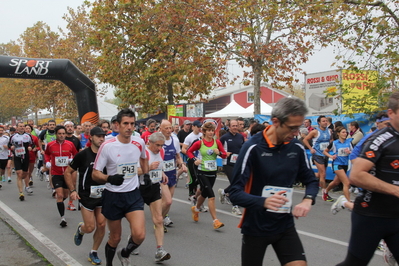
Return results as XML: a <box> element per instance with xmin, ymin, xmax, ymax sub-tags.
<box><xmin>192</xmin><ymin>120</ymin><xmax>202</xmax><ymax>127</ymax></box>
<box><xmin>183</xmin><ymin>120</ymin><xmax>192</xmax><ymax>125</ymax></box>
<box><xmin>90</xmin><ymin>126</ymin><xmax>106</xmax><ymax>136</ymax></box>
<box><xmin>111</xmin><ymin>115</ymin><xmax>117</xmax><ymax>123</ymax></box>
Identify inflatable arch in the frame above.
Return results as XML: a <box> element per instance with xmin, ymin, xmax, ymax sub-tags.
<box><xmin>0</xmin><ymin>55</ymin><xmax>99</xmax><ymax>124</ymax></box>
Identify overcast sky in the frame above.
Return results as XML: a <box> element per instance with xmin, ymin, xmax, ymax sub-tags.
<box><xmin>0</xmin><ymin>0</ymin><xmax>337</xmax><ymax>88</ymax></box>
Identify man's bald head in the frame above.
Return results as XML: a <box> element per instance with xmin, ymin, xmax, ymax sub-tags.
<box><xmin>160</xmin><ymin>119</ymin><xmax>172</xmax><ymax>139</ymax></box>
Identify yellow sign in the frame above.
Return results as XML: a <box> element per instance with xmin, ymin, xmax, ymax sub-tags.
<box><xmin>341</xmin><ymin>70</ymin><xmax>378</xmax><ymax>113</ymax></box>
<box><xmin>167</xmin><ymin>105</ymin><xmax>176</xmax><ymax>120</ymax></box>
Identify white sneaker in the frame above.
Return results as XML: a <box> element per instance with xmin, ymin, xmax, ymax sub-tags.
<box><xmin>188</xmin><ymin>195</ymin><xmax>197</xmax><ymax>206</ymax></box>
<box><xmin>163</xmin><ymin>216</ymin><xmax>173</xmax><ymax>227</ymax></box>
<box><xmin>218</xmin><ymin>188</ymin><xmax>225</xmax><ymax>204</ymax></box>
<box><xmin>45</xmin><ymin>175</ymin><xmax>50</xmax><ymax>182</ymax></box>
<box><xmin>331</xmin><ymin>195</ymin><xmax>346</xmax><ymax>215</ymax></box>
<box><xmin>199</xmin><ymin>205</ymin><xmax>208</xmax><ymax>213</ymax></box>
<box><xmin>383</xmin><ymin>241</ymin><xmax>397</xmax><ymax>266</ymax></box>
<box><xmin>117</xmin><ymin>249</ymin><xmax>131</xmax><ymax>266</ymax></box>
<box><xmin>354</xmin><ymin>188</ymin><xmax>360</xmax><ymax>194</ymax></box>
<box><xmin>232</xmin><ymin>205</ymin><xmax>242</xmax><ymax>215</ymax></box>
<box><xmin>225</xmin><ymin>194</ymin><xmax>232</xmax><ymax>205</ymax></box>
<box><xmin>25</xmin><ymin>187</ymin><xmax>33</xmax><ymax>194</ymax></box>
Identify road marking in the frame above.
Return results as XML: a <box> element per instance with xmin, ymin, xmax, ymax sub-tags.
<box><xmin>0</xmin><ymin>200</ymin><xmax>82</xmax><ymax>266</ymax></box>
<box><xmin>173</xmin><ymin>197</ymin><xmax>383</xmax><ymax>257</ymax></box>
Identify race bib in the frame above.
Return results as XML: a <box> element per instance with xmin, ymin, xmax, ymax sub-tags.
<box><xmin>337</xmin><ymin>148</ymin><xmax>348</xmax><ymax>157</ymax></box>
<box><xmin>117</xmin><ymin>162</ymin><xmax>137</xmax><ymax>178</ymax></box>
<box><xmin>262</xmin><ymin>185</ymin><xmax>293</xmax><ymax>213</ymax></box>
<box><xmin>149</xmin><ymin>170</ymin><xmax>162</xmax><ymax>184</ymax></box>
<box><xmin>319</xmin><ymin>142</ymin><xmax>329</xmax><ymax>150</ymax></box>
<box><xmin>204</xmin><ymin>160</ymin><xmax>217</xmax><ymax>171</ymax></box>
<box><xmin>55</xmin><ymin>156</ymin><xmax>69</xmax><ymax>167</ymax></box>
<box><xmin>163</xmin><ymin>159</ymin><xmax>175</xmax><ymax>172</ymax></box>
<box><xmin>230</xmin><ymin>154</ymin><xmax>239</xmax><ymax>163</ymax></box>
<box><xmin>89</xmin><ymin>185</ymin><xmax>105</xmax><ymax>198</ymax></box>
<box><xmin>15</xmin><ymin>147</ymin><xmax>25</xmax><ymax>156</ymax></box>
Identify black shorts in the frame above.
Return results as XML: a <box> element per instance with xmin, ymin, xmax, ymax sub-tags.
<box><xmin>52</xmin><ymin>175</ymin><xmax>68</xmax><ymax>189</ymax></box>
<box><xmin>332</xmin><ymin>164</ymin><xmax>348</xmax><ymax>173</ymax></box>
<box><xmin>139</xmin><ymin>183</ymin><xmax>161</xmax><ymax>206</ymax></box>
<box><xmin>312</xmin><ymin>154</ymin><xmax>329</xmax><ymax>168</ymax></box>
<box><xmin>0</xmin><ymin>159</ymin><xmax>8</xmax><ymax>170</ymax></box>
<box><xmin>241</xmin><ymin>226</ymin><xmax>306</xmax><ymax>266</ymax></box>
<box><xmin>13</xmin><ymin>157</ymin><xmax>29</xmax><ymax>172</ymax></box>
<box><xmin>197</xmin><ymin>170</ymin><xmax>217</xmax><ymax>199</ymax></box>
<box><xmin>79</xmin><ymin>194</ymin><xmax>102</xmax><ymax>211</ymax></box>
<box><xmin>102</xmin><ymin>188</ymin><xmax>144</xmax><ymax>220</ymax></box>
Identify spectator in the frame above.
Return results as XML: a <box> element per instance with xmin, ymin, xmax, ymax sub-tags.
<box><xmin>348</xmin><ymin>121</ymin><xmax>364</xmax><ymax>146</ymax></box>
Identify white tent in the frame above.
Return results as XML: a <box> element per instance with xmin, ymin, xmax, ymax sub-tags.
<box><xmin>205</xmin><ymin>100</ymin><xmax>247</xmax><ymax>117</ymax></box>
<box><xmin>98</xmin><ymin>99</ymin><xmax>119</xmax><ymax>120</ymax></box>
<box><xmin>241</xmin><ymin>100</ymin><xmax>273</xmax><ymax>117</ymax></box>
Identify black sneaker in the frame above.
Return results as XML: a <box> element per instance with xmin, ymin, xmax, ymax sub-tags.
<box><xmin>19</xmin><ymin>194</ymin><xmax>24</xmax><ymax>201</ymax></box>
<box><xmin>60</xmin><ymin>219</ymin><xmax>67</xmax><ymax>228</ymax></box>
<box><xmin>74</xmin><ymin>222</ymin><xmax>84</xmax><ymax>246</ymax></box>
<box><xmin>28</xmin><ymin>179</ymin><xmax>33</xmax><ymax>186</ymax></box>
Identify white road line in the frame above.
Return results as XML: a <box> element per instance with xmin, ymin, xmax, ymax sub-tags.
<box><xmin>173</xmin><ymin>197</ymin><xmax>383</xmax><ymax>257</ymax></box>
<box><xmin>0</xmin><ymin>200</ymin><xmax>82</xmax><ymax>266</ymax></box>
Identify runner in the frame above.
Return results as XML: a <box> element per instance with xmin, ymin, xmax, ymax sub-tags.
<box><xmin>39</xmin><ymin>119</ymin><xmax>57</xmax><ymax>184</ymax></box>
<box><xmin>138</xmin><ymin>132</ymin><xmax>171</xmax><ymax>262</ymax></box>
<box><xmin>44</xmin><ymin>125</ymin><xmax>78</xmax><ymax>227</ymax></box>
<box><xmin>8</xmin><ymin>122</ymin><xmax>35</xmax><ymax>201</ymax></box>
<box><xmin>159</xmin><ymin>119</ymin><xmax>187</xmax><ymax>230</ymax></box>
<box><xmin>217</xmin><ymin>119</ymin><xmax>245</xmax><ymax>215</ymax></box>
<box><xmin>24</xmin><ymin>124</ymin><xmax>40</xmax><ymax>187</ymax></box>
<box><xmin>92</xmin><ymin>108</ymin><xmax>148</xmax><ymax>266</ymax></box>
<box><xmin>64</xmin><ymin>126</ymin><xmax>106</xmax><ymax>265</ymax></box>
<box><xmin>78</xmin><ymin>121</ymin><xmax>92</xmax><ymax>149</ymax></box>
<box><xmin>303</xmin><ymin>115</ymin><xmax>333</xmax><ymax>201</ymax></box>
<box><xmin>229</xmin><ymin>97</ymin><xmax>319</xmax><ymax>266</ymax></box>
<box><xmin>336</xmin><ymin>92</ymin><xmax>399</xmax><ymax>265</ymax></box>
<box><xmin>0</xmin><ymin>126</ymin><xmax>10</xmax><ymax>186</ymax></box>
<box><xmin>187</xmin><ymin>122</ymin><xmax>227</xmax><ymax>230</ymax></box>
<box><xmin>322</xmin><ymin>126</ymin><xmax>354</xmax><ymax>214</ymax></box>
<box><xmin>141</xmin><ymin>118</ymin><xmax>156</xmax><ymax>144</ymax></box>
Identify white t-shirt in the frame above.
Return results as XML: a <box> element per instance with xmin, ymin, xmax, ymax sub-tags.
<box><xmin>0</xmin><ymin>135</ymin><xmax>9</xmax><ymax>159</ymax></box>
<box><xmin>183</xmin><ymin>132</ymin><xmax>202</xmax><ymax>147</ymax></box>
<box><xmin>144</xmin><ymin>147</ymin><xmax>164</xmax><ymax>184</ymax></box>
<box><xmin>94</xmin><ymin>135</ymin><xmax>146</xmax><ymax>192</ymax></box>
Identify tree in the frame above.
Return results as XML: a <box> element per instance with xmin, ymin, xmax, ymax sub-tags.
<box><xmin>311</xmin><ymin>0</ymin><xmax>399</xmax><ymax>114</ymax></box>
<box><xmin>181</xmin><ymin>0</ymin><xmax>316</xmax><ymax>115</ymax></box>
<box><xmin>87</xmin><ymin>0</ymin><xmax>227</xmax><ymax>113</ymax></box>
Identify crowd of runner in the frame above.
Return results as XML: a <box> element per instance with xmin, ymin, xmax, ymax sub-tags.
<box><xmin>0</xmin><ymin>94</ymin><xmax>398</xmax><ymax>266</ymax></box>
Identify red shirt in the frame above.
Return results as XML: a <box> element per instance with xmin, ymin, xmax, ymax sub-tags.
<box><xmin>141</xmin><ymin>130</ymin><xmax>154</xmax><ymax>144</ymax></box>
<box><xmin>45</xmin><ymin>140</ymin><xmax>78</xmax><ymax>176</ymax></box>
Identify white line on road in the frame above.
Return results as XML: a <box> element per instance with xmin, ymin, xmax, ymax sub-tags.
<box><xmin>0</xmin><ymin>200</ymin><xmax>82</xmax><ymax>266</ymax></box>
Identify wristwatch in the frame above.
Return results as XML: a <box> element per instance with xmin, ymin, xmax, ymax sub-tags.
<box><xmin>303</xmin><ymin>194</ymin><xmax>315</xmax><ymax>205</ymax></box>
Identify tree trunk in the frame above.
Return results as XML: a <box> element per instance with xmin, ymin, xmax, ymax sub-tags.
<box><xmin>253</xmin><ymin>63</ymin><xmax>262</xmax><ymax>116</ymax></box>
<box><xmin>167</xmin><ymin>82</ymin><xmax>174</xmax><ymax>105</ymax></box>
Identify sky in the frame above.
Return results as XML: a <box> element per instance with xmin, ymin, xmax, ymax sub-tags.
<box><xmin>0</xmin><ymin>0</ymin><xmax>338</xmax><ymax>93</ymax></box>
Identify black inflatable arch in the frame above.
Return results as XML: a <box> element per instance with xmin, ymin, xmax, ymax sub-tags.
<box><xmin>0</xmin><ymin>55</ymin><xmax>99</xmax><ymax>124</ymax></box>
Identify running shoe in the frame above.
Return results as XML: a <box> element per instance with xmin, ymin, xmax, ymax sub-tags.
<box><xmin>225</xmin><ymin>194</ymin><xmax>232</xmax><ymax>205</ymax></box>
<box><xmin>164</xmin><ymin>225</ymin><xmax>168</xmax><ymax>233</ymax></box>
<box><xmin>185</xmin><ymin>183</ymin><xmax>189</xmax><ymax>189</ymax></box>
<box><xmin>2</xmin><ymin>176</ymin><xmax>5</xmax><ymax>182</ymax></box>
<box><xmin>52</xmin><ymin>189</ymin><xmax>56</xmax><ymax>198</ymax></box>
<box><xmin>322</xmin><ymin>189</ymin><xmax>334</xmax><ymax>202</ymax></box>
<box><xmin>60</xmin><ymin>218</ymin><xmax>67</xmax><ymax>228</ymax></box>
<box><xmin>199</xmin><ymin>205</ymin><xmax>208</xmax><ymax>213</ymax></box>
<box><xmin>218</xmin><ymin>188</ymin><xmax>225</xmax><ymax>204</ymax></box>
<box><xmin>188</xmin><ymin>195</ymin><xmax>197</xmax><ymax>206</ymax></box>
<box><xmin>28</xmin><ymin>179</ymin><xmax>33</xmax><ymax>186</ymax></box>
<box><xmin>45</xmin><ymin>175</ymin><xmax>50</xmax><ymax>182</ymax></box>
<box><xmin>0</xmin><ymin>183</ymin><xmax>2</xmax><ymax>189</ymax></box>
<box><xmin>19</xmin><ymin>193</ymin><xmax>24</xmax><ymax>201</ymax></box>
<box><xmin>25</xmin><ymin>187</ymin><xmax>33</xmax><ymax>194</ymax></box>
<box><xmin>232</xmin><ymin>205</ymin><xmax>242</xmax><ymax>215</ymax></box>
<box><xmin>331</xmin><ymin>195</ymin><xmax>346</xmax><ymax>215</ymax></box>
<box><xmin>213</xmin><ymin>219</ymin><xmax>224</xmax><ymax>230</ymax></box>
<box><xmin>117</xmin><ymin>248</ymin><xmax>131</xmax><ymax>266</ymax></box>
<box><xmin>38</xmin><ymin>170</ymin><xmax>44</xmax><ymax>181</ymax></box>
<box><xmin>67</xmin><ymin>202</ymin><xmax>77</xmax><ymax>211</ymax></box>
<box><xmin>191</xmin><ymin>206</ymin><xmax>199</xmax><ymax>222</ymax></box>
<box><xmin>383</xmin><ymin>241</ymin><xmax>397</xmax><ymax>266</ymax></box>
<box><xmin>163</xmin><ymin>215</ymin><xmax>173</xmax><ymax>227</ymax></box>
<box><xmin>155</xmin><ymin>247</ymin><xmax>171</xmax><ymax>262</ymax></box>
<box><xmin>7</xmin><ymin>177</ymin><xmax>11</xmax><ymax>183</ymax></box>
<box><xmin>74</xmin><ymin>222</ymin><xmax>84</xmax><ymax>246</ymax></box>
<box><xmin>132</xmin><ymin>248</ymin><xmax>139</xmax><ymax>255</ymax></box>
<box><xmin>88</xmin><ymin>251</ymin><xmax>102</xmax><ymax>265</ymax></box>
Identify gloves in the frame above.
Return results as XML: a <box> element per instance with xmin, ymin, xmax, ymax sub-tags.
<box><xmin>46</xmin><ymin>162</ymin><xmax>51</xmax><ymax>169</ymax></box>
<box><xmin>107</xmin><ymin>174</ymin><xmax>125</xmax><ymax>186</ymax></box>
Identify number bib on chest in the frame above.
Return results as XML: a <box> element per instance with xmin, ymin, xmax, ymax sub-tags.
<box><xmin>230</xmin><ymin>154</ymin><xmax>238</xmax><ymax>163</ymax></box>
<box><xmin>163</xmin><ymin>159</ymin><xmax>175</xmax><ymax>172</ymax></box>
<box><xmin>90</xmin><ymin>185</ymin><xmax>105</xmax><ymax>198</ymax></box>
<box><xmin>262</xmin><ymin>186</ymin><xmax>293</xmax><ymax>213</ymax></box>
<box><xmin>319</xmin><ymin>142</ymin><xmax>329</xmax><ymax>150</ymax></box>
<box><xmin>117</xmin><ymin>162</ymin><xmax>138</xmax><ymax>178</ymax></box>
<box><xmin>337</xmin><ymin>148</ymin><xmax>348</xmax><ymax>156</ymax></box>
<box><xmin>15</xmin><ymin>147</ymin><xmax>25</xmax><ymax>156</ymax></box>
<box><xmin>55</xmin><ymin>156</ymin><xmax>68</xmax><ymax>167</ymax></box>
<box><xmin>149</xmin><ymin>169</ymin><xmax>162</xmax><ymax>184</ymax></box>
<box><xmin>204</xmin><ymin>160</ymin><xmax>217</xmax><ymax>171</ymax></box>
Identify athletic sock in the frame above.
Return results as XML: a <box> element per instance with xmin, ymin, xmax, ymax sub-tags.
<box><xmin>121</xmin><ymin>235</ymin><xmax>140</xmax><ymax>257</ymax></box>
<box><xmin>105</xmin><ymin>242</ymin><xmax>116</xmax><ymax>265</ymax></box>
<box><xmin>56</xmin><ymin>202</ymin><xmax>65</xmax><ymax>217</ymax></box>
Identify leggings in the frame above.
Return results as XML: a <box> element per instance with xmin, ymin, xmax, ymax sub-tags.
<box><xmin>197</xmin><ymin>170</ymin><xmax>217</xmax><ymax>198</ymax></box>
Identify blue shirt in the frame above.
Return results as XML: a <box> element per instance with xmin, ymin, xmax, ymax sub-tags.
<box><xmin>327</xmin><ymin>138</ymin><xmax>353</xmax><ymax>165</ymax></box>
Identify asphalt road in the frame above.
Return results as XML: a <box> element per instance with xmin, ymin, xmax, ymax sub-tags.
<box><xmin>0</xmin><ymin>171</ymin><xmax>384</xmax><ymax>266</ymax></box>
